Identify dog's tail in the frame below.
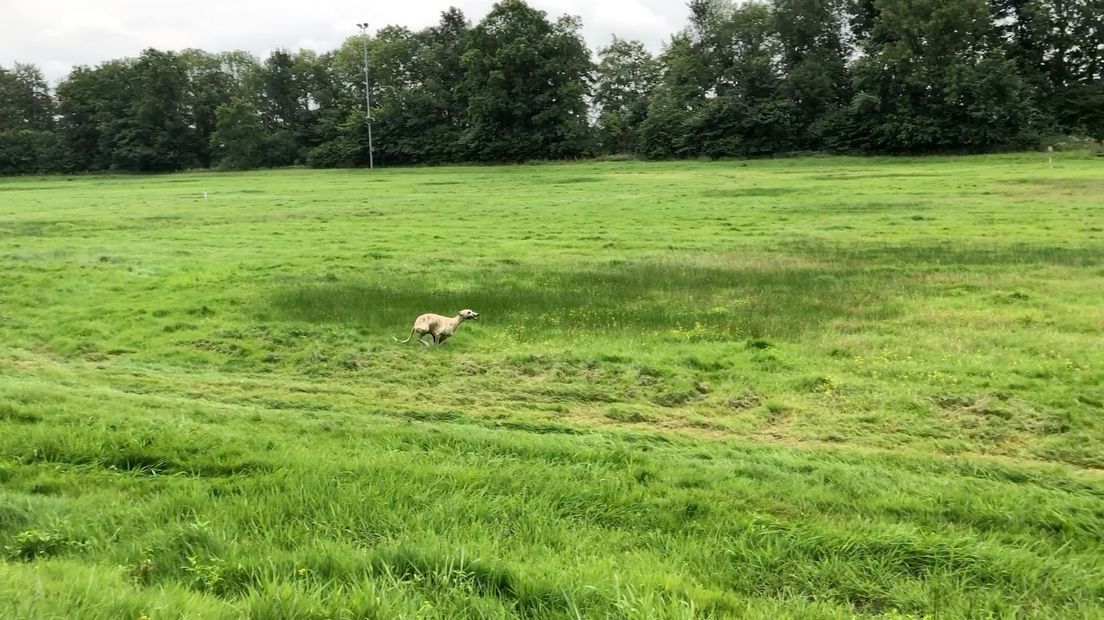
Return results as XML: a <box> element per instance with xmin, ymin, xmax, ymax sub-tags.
<box><xmin>393</xmin><ymin>328</ymin><xmax>415</xmax><ymax>344</ymax></box>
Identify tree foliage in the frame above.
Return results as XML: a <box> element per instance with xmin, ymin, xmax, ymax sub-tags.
<box><xmin>1</xmin><ymin>0</ymin><xmax>1101</xmax><ymax>174</ymax></box>
<box><xmin>594</xmin><ymin>38</ymin><xmax>660</xmax><ymax>154</ymax></box>
<box><xmin>846</xmin><ymin>0</ymin><xmax>1041</xmax><ymax>152</ymax></box>
<box><xmin>0</xmin><ymin>63</ymin><xmax>58</xmax><ymax>173</ymax></box>
<box><xmin>461</xmin><ymin>0</ymin><xmax>593</xmax><ymax>161</ymax></box>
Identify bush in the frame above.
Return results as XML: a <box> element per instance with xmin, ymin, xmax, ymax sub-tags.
<box><xmin>0</xmin><ymin>129</ymin><xmax>61</xmax><ymax>174</ymax></box>
<box><xmin>306</xmin><ymin>139</ymin><xmax>359</xmax><ymax>168</ymax></box>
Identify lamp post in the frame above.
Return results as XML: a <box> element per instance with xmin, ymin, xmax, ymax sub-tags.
<box><xmin>356</xmin><ymin>22</ymin><xmax>374</xmax><ymax>169</ymax></box>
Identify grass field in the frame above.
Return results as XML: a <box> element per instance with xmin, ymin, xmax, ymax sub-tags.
<box><xmin>0</xmin><ymin>152</ymin><xmax>1102</xmax><ymax>619</ymax></box>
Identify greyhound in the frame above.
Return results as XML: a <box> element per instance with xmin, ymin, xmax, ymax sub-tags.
<box><xmin>394</xmin><ymin>309</ymin><xmax>479</xmax><ymax>346</ymax></box>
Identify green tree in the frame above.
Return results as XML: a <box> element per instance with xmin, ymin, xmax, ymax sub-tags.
<box><xmin>312</xmin><ymin>8</ymin><xmax>474</xmax><ymax>166</ymax></box>
<box><xmin>366</xmin><ymin>25</ymin><xmax>438</xmax><ymax>164</ymax></box>
<box><xmin>773</xmin><ymin>0</ymin><xmax>853</xmax><ymax>147</ymax></box>
<box><xmin>55</xmin><ymin>51</ymin><xmax>205</xmax><ymax>172</ymax></box>
<box><xmin>428</xmin><ymin>8</ymin><xmax>474</xmax><ymax>160</ymax></box>
<box><xmin>848</xmin><ymin>0</ymin><xmax>880</xmax><ymax>39</ymax></box>
<box><xmin>640</xmin><ymin>33</ymin><xmax>712</xmax><ymax>159</ymax></box>
<box><xmin>642</xmin><ymin>0</ymin><xmax>797</xmax><ymax>158</ymax></box>
<box><xmin>461</xmin><ymin>0</ymin><xmax>593</xmax><ymax>161</ymax></box>
<box><xmin>376</xmin><ymin>7</ymin><xmax>476</xmax><ymax>164</ymax></box>
<box><xmin>179</xmin><ymin>49</ymin><xmax>243</xmax><ymax>167</ymax></box>
<box><xmin>0</xmin><ymin>63</ymin><xmax>55</xmax><ymax>130</ymax></box>
<box><xmin>111</xmin><ymin>49</ymin><xmax>196</xmax><ymax>172</ymax></box>
<box><xmin>210</xmin><ymin>97</ymin><xmax>271</xmax><ymax>169</ymax></box>
<box><xmin>305</xmin><ymin>41</ymin><xmax>367</xmax><ymax>168</ymax></box>
<box><xmin>246</xmin><ymin>50</ymin><xmax>314</xmax><ymax>165</ymax></box>
<box><xmin>991</xmin><ymin>0</ymin><xmax>1103</xmax><ymax>139</ymax></box>
<box><xmin>56</xmin><ymin>60</ymin><xmax>132</xmax><ymax>171</ymax></box>
<box><xmin>0</xmin><ymin>129</ymin><xmax>60</xmax><ymax>174</ymax></box>
<box><xmin>594</xmin><ymin>37</ymin><xmax>660</xmax><ymax>154</ymax></box>
<box><xmin>0</xmin><ymin>63</ymin><xmax>59</xmax><ymax>174</ymax></box>
<box><xmin>846</xmin><ymin>0</ymin><xmax>1040</xmax><ymax>152</ymax></box>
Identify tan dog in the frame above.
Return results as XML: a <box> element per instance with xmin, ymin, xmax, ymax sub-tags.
<box><xmin>394</xmin><ymin>309</ymin><xmax>479</xmax><ymax>346</ymax></box>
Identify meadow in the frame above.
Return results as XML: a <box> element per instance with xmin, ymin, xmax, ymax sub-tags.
<box><xmin>0</xmin><ymin>153</ymin><xmax>1101</xmax><ymax>619</ymax></box>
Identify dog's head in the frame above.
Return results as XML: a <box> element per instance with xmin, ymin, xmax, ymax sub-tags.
<box><xmin>459</xmin><ymin>309</ymin><xmax>480</xmax><ymax>320</ymax></box>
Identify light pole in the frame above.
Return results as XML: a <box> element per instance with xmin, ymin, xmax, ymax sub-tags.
<box><xmin>356</xmin><ymin>22</ymin><xmax>374</xmax><ymax>169</ymax></box>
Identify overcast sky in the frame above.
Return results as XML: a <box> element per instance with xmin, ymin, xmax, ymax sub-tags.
<box><xmin>1</xmin><ymin>0</ymin><xmax>690</xmax><ymax>83</ymax></box>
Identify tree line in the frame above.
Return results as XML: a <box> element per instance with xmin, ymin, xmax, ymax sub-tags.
<box><xmin>1</xmin><ymin>0</ymin><xmax>1101</xmax><ymax>174</ymax></box>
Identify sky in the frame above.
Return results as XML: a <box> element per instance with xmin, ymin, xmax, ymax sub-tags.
<box><xmin>1</xmin><ymin>0</ymin><xmax>690</xmax><ymax>83</ymax></box>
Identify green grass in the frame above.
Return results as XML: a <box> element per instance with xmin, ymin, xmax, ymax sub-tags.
<box><xmin>1</xmin><ymin>152</ymin><xmax>1102</xmax><ymax>618</ymax></box>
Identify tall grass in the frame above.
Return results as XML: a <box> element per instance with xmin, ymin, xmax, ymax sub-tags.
<box><xmin>271</xmin><ymin>258</ymin><xmax>902</xmax><ymax>339</ymax></box>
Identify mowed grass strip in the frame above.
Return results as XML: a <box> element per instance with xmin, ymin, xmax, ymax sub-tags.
<box><xmin>0</xmin><ymin>387</ymin><xmax>1101</xmax><ymax>618</ymax></box>
<box><xmin>0</xmin><ymin>152</ymin><xmax>1102</xmax><ymax>618</ymax></box>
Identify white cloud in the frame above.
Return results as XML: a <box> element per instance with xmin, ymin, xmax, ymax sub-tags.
<box><xmin>0</xmin><ymin>0</ymin><xmax>689</xmax><ymax>83</ymax></box>
<box><xmin>589</xmin><ymin>1</ymin><xmax>678</xmax><ymax>49</ymax></box>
